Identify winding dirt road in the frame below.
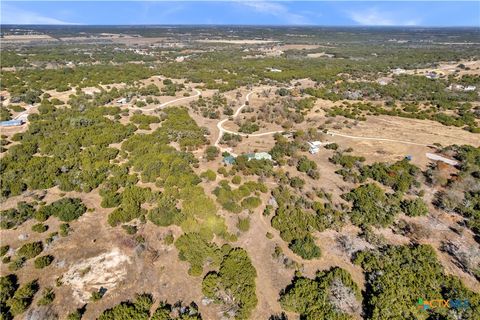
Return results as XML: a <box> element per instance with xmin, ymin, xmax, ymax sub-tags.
<box><xmin>326</xmin><ymin>131</ymin><xmax>429</xmax><ymax>147</ymax></box>
<box><xmin>214</xmin><ymin>90</ymin><xmax>284</xmax><ymax>155</ymax></box>
<box><xmin>128</xmin><ymin>86</ymin><xmax>431</xmax><ymax>152</ymax></box>
<box><xmin>130</xmin><ymin>88</ymin><xmax>202</xmax><ymax>111</ymax></box>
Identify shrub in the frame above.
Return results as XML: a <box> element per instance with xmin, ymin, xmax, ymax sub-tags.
<box><xmin>241</xmin><ymin>196</ymin><xmax>261</xmax><ymax>210</ymax></box>
<box><xmin>0</xmin><ymin>245</ymin><xmax>9</xmax><ymax>257</ymax></box>
<box><xmin>231</xmin><ymin>175</ymin><xmax>242</xmax><ymax>185</ymax></box>
<box><xmin>148</xmin><ymin>196</ymin><xmax>183</xmax><ymax>227</ymax></box>
<box><xmin>324</xmin><ymin>143</ymin><xmax>339</xmax><ymax>150</ymax></box>
<box><xmin>205</xmin><ymin>146</ymin><xmax>219</xmax><ymax>161</ymax></box>
<box><xmin>59</xmin><ymin>223</ymin><xmax>70</xmax><ymax>237</ymax></box>
<box><xmin>45</xmin><ymin>232</ymin><xmax>58</xmax><ymax>244</ymax></box>
<box><xmin>400</xmin><ymin>198</ymin><xmax>429</xmax><ymax>217</ymax></box>
<box><xmin>289</xmin><ymin>176</ymin><xmax>305</xmax><ymax>189</ymax></box>
<box><xmin>90</xmin><ymin>290</ymin><xmax>104</xmax><ymax>302</ymax></box>
<box><xmin>34</xmin><ymin>255</ymin><xmax>54</xmax><ymax>269</ymax></box>
<box><xmin>122</xmin><ymin>225</ymin><xmax>137</xmax><ymax>235</ymax></box>
<box><xmin>289</xmin><ymin>234</ymin><xmax>321</xmax><ymax>260</ymax></box>
<box><xmin>200</xmin><ymin>169</ymin><xmax>217</xmax><ymax>181</ymax></box>
<box><xmin>237</xmin><ymin>217</ymin><xmax>250</xmax><ymax>232</ymax></box>
<box><xmin>239</xmin><ymin>122</ymin><xmax>259</xmax><ymax>134</ymax></box>
<box><xmin>130</xmin><ymin>114</ymin><xmax>160</xmax><ymax>128</ymax></box>
<box><xmin>66</xmin><ymin>310</ymin><xmax>83</xmax><ymax>320</ymax></box>
<box><xmin>37</xmin><ymin>287</ymin><xmax>55</xmax><ymax>306</ymax></box>
<box><xmin>17</xmin><ymin>241</ymin><xmax>43</xmax><ymax>259</ymax></box>
<box><xmin>44</xmin><ymin>198</ymin><xmax>87</xmax><ymax>222</ymax></box>
<box><xmin>31</xmin><ymin>223</ymin><xmax>48</xmax><ymax>233</ymax></box>
<box><xmin>0</xmin><ymin>274</ymin><xmax>18</xmax><ymax>303</ymax></box>
<box><xmin>8</xmin><ymin>257</ymin><xmax>25</xmax><ymax>271</ymax></box>
<box><xmin>0</xmin><ymin>202</ymin><xmax>36</xmax><ymax>229</ymax></box>
<box><xmin>6</xmin><ymin>280</ymin><xmax>39</xmax><ymax>316</ymax></box>
<box><xmin>175</xmin><ymin>233</ymin><xmax>222</xmax><ymax>276</ymax></box>
<box><xmin>164</xmin><ymin>233</ymin><xmax>174</xmax><ymax>245</ymax></box>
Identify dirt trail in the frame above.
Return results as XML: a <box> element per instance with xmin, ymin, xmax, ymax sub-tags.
<box><xmin>129</xmin><ymin>88</ymin><xmax>201</xmax><ymax>111</ymax></box>
<box><xmin>327</xmin><ymin>130</ymin><xmax>428</xmax><ymax>146</ymax></box>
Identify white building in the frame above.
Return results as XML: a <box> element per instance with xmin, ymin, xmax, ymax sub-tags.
<box><xmin>246</xmin><ymin>152</ymin><xmax>273</xmax><ymax>161</ymax></box>
<box><xmin>392</xmin><ymin>68</ymin><xmax>406</xmax><ymax>75</ymax></box>
<box><xmin>464</xmin><ymin>85</ymin><xmax>477</xmax><ymax>92</ymax></box>
<box><xmin>116</xmin><ymin>98</ymin><xmax>127</xmax><ymax>104</ymax></box>
<box><xmin>448</xmin><ymin>84</ymin><xmax>465</xmax><ymax>91</ymax></box>
<box><xmin>267</xmin><ymin>67</ymin><xmax>282</xmax><ymax>73</ymax></box>
<box><xmin>377</xmin><ymin>78</ymin><xmax>391</xmax><ymax>86</ymax></box>
<box><xmin>308</xmin><ymin>141</ymin><xmax>322</xmax><ymax>154</ymax></box>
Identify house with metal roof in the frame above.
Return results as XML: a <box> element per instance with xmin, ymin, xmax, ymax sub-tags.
<box><xmin>246</xmin><ymin>152</ymin><xmax>272</xmax><ymax>161</ymax></box>
<box><xmin>0</xmin><ymin>119</ymin><xmax>24</xmax><ymax>127</ymax></box>
<box><xmin>223</xmin><ymin>155</ymin><xmax>236</xmax><ymax>165</ymax></box>
<box><xmin>307</xmin><ymin>141</ymin><xmax>322</xmax><ymax>154</ymax></box>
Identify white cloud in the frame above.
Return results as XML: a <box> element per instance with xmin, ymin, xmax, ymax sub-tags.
<box><xmin>1</xmin><ymin>4</ymin><xmax>78</xmax><ymax>24</ymax></box>
<box><xmin>239</xmin><ymin>1</ymin><xmax>311</xmax><ymax>25</ymax></box>
<box><xmin>349</xmin><ymin>7</ymin><xmax>420</xmax><ymax>26</ymax></box>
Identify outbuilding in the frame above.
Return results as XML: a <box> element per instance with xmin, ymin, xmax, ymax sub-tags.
<box><xmin>0</xmin><ymin>119</ymin><xmax>24</xmax><ymax>127</ymax></box>
<box><xmin>307</xmin><ymin>141</ymin><xmax>322</xmax><ymax>154</ymax></box>
<box><xmin>223</xmin><ymin>155</ymin><xmax>236</xmax><ymax>165</ymax></box>
<box><xmin>246</xmin><ymin>152</ymin><xmax>272</xmax><ymax>161</ymax></box>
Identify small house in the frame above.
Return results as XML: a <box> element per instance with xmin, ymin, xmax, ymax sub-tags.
<box><xmin>425</xmin><ymin>72</ymin><xmax>439</xmax><ymax>80</ymax></box>
<box><xmin>309</xmin><ymin>146</ymin><xmax>319</xmax><ymax>154</ymax></box>
<box><xmin>377</xmin><ymin>78</ymin><xmax>390</xmax><ymax>86</ymax></box>
<box><xmin>464</xmin><ymin>85</ymin><xmax>476</xmax><ymax>92</ymax></box>
<box><xmin>308</xmin><ymin>141</ymin><xmax>322</xmax><ymax>154</ymax></box>
<box><xmin>0</xmin><ymin>119</ymin><xmax>24</xmax><ymax>127</ymax></box>
<box><xmin>116</xmin><ymin>98</ymin><xmax>127</xmax><ymax>104</ymax></box>
<box><xmin>392</xmin><ymin>68</ymin><xmax>406</xmax><ymax>75</ymax></box>
<box><xmin>245</xmin><ymin>152</ymin><xmax>272</xmax><ymax>161</ymax></box>
<box><xmin>254</xmin><ymin>152</ymin><xmax>272</xmax><ymax>161</ymax></box>
<box><xmin>223</xmin><ymin>155</ymin><xmax>236</xmax><ymax>165</ymax></box>
<box><xmin>448</xmin><ymin>84</ymin><xmax>465</xmax><ymax>91</ymax></box>
<box><xmin>267</xmin><ymin>67</ymin><xmax>282</xmax><ymax>73</ymax></box>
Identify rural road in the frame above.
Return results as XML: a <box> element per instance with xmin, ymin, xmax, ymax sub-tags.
<box><xmin>130</xmin><ymin>88</ymin><xmax>202</xmax><ymax>111</ymax></box>
<box><xmin>326</xmin><ymin>131</ymin><xmax>429</xmax><ymax>147</ymax></box>
<box><xmin>14</xmin><ymin>104</ymin><xmax>37</xmax><ymax>122</ymax></box>
<box><xmin>127</xmin><ymin>86</ymin><xmax>430</xmax><ymax>152</ymax></box>
<box><xmin>214</xmin><ymin>90</ymin><xmax>284</xmax><ymax>155</ymax></box>
<box><xmin>212</xmin><ymin>88</ymin><xmax>431</xmax><ymax>155</ymax></box>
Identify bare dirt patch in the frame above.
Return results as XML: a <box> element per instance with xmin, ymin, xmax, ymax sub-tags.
<box><xmin>63</xmin><ymin>248</ymin><xmax>131</xmax><ymax>303</ymax></box>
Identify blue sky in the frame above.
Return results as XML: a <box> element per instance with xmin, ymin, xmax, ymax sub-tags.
<box><xmin>1</xmin><ymin>1</ymin><xmax>479</xmax><ymax>26</ymax></box>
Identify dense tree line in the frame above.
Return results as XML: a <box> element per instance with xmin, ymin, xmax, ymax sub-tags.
<box><xmin>2</xmin><ymin>64</ymin><xmax>155</xmax><ymax>98</ymax></box>
<box><xmin>98</xmin><ymin>293</ymin><xmax>201</xmax><ymax>319</ymax></box>
<box><xmin>354</xmin><ymin>244</ymin><xmax>480</xmax><ymax>319</ymax></box>
<box><xmin>432</xmin><ymin>145</ymin><xmax>480</xmax><ymax>236</ymax></box>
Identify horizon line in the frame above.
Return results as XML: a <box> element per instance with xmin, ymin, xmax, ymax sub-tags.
<box><xmin>2</xmin><ymin>24</ymin><xmax>480</xmax><ymax>28</ymax></box>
